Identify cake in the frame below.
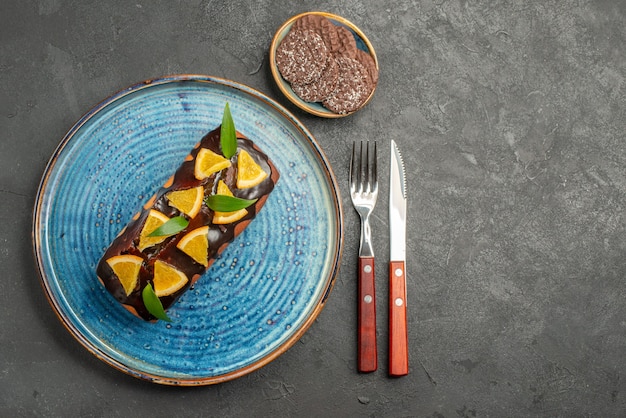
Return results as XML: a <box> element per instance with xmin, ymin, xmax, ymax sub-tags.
<box><xmin>96</xmin><ymin>104</ymin><xmax>279</xmax><ymax>321</ymax></box>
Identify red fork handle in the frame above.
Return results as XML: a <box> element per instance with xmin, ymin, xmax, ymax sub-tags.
<box><xmin>389</xmin><ymin>260</ymin><xmax>408</xmax><ymax>376</ymax></box>
<box><xmin>358</xmin><ymin>256</ymin><xmax>377</xmax><ymax>372</ymax></box>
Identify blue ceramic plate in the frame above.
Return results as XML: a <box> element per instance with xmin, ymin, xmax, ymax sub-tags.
<box><xmin>33</xmin><ymin>75</ymin><xmax>343</xmax><ymax>385</ymax></box>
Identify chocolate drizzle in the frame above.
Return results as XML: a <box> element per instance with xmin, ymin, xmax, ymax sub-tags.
<box><xmin>96</xmin><ymin>126</ymin><xmax>279</xmax><ymax>321</ymax></box>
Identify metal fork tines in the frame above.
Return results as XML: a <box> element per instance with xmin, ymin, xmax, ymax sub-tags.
<box><xmin>349</xmin><ymin>140</ymin><xmax>378</xmax><ymax>372</ymax></box>
<box><xmin>350</xmin><ymin>141</ymin><xmax>378</xmax><ymax>257</ymax></box>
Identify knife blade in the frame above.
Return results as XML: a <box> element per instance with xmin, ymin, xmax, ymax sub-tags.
<box><xmin>389</xmin><ymin>140</ymin><xmax>409</xmax><ymax>376</ymax></box>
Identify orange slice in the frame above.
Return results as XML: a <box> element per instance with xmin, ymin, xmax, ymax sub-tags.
<box><xmin>137</xmin><ymin>210</ymin><xmax>170</xmax><ymax>251</ymax></box>
<box><xmin>153</xmin><ymin>260</ymin><xmax>189</xmax><ymax>297</ymax></box>
<box><xmin>237</xmin><ymin>149</ymin><xmax>268</xmax><ymax>189</ymax></box>
<box><xmin>213</xmin><ymin>180</ymin><xmax>248</xmax><ymax>224</ymax></box>
<box><xmin>106</xmin><ymin>254</ymin><xmax>143</xmax><ymax>296</ymax></box>
<box><xmin>176</xmin><ymin>226</ymin><xmax>209</xmax><ymax>266</ymax></box>
<box><xmin>194</xmin><ymin>148</ymin><xmax>231</xmax><ymax>180</ymax></box>
<box><xmin>166</xmin><ymin>186</ymin><xmax>204</xmax><ymax>218</ymax></box>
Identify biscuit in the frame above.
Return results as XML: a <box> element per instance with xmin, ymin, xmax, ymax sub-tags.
<box><xmin>355</xmin><ymin>49</ymin><xmax>379</xmax><ymax>85</ymax></box>
<box><xmin>293</xmin><ymin>13</ymin><xmax>324</xmax><ymax>29</ymax></box>
<box><xmin>291</xmin><ymin>57</ymin><xmax>339</xmax><ymax>102</ymax></box>
<box><xmin>334</xmin><ymin>26</ymin><xmax>358</xmax><ymax>59</ymax></box>
<box><xmin>322</xmin><ymin>56</ymin><xmax>374</xmax><ymax>114</ymax></box>
<box><xmin>294</xmin><ymin>15</ymin><xmax>341</xmax><ymax>54</ymax></box>
<box><xmin>276</xmin><ymin>28</ymin><xmax>330</xmax><ymax>85</ymax></box>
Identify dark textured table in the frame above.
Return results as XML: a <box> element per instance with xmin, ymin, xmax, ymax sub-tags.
<box><xmin>2</xmin><ymin>1</ymin><xmax>625</xmax><ymax>416</ymax></box>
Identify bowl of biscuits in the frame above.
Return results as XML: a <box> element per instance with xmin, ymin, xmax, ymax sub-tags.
<box><xmin>269</xmin><ymin>12</ymin><xmax>379</xmax><ymax>118</ymax></box>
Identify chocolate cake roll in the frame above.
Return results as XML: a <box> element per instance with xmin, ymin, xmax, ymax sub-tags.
<box><xmin>96</xmin><ymin>112</ymin><xmax>279</xmax><ymax>321</ymax></box>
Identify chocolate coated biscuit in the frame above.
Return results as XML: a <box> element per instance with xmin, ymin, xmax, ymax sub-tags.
<box><xmin>294</xmin><ymin>15</ymin><xmax>341</xmax><ymax>54</ymax></box>
<box><xmin>293</xmin><ymin>13</ymin><xmax>323</xmax><ymax>29</ymax></box>
<box><xmin>355</xmin><ymin>49</ymin><xmax>379</xmax><ymax>85</ymax></box>
<box><xmin>334</xmin><ymin>26</ymin><xmax>358</xmax><ymax>59</ymax></box>
<box><xmin>276</xmin><ymin>28</ymin><xmax>329</xmax><ymax>85</ymax></box>
<box><xmin>291</xmin><ymin>56</ymin><xmax>339</xmax><ymax>102</ymax></box>
<box><xmin>322</xmin><ymin>56</ymin><xmax>373</xmax><ymax>114</ymax></box>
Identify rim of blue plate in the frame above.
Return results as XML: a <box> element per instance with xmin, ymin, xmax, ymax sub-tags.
<box><xmin>269</xmin><ymin>11</ymin><xmax>379</xmax><ymax>118</ymax></box>
<box><xmin>32</xmin><ymin>74</ymin><xmax>344</xmax><ymax>385</ymax></box>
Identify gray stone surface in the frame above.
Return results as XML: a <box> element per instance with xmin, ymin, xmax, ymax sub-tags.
<box><xmin>1</xmin><ymin>0</ymin><xmax>625</xmax><ymax>416</ymax></box>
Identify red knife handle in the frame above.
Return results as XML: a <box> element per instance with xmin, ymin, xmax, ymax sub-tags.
<box><xmin>358</xmin><ymin>256</ymin><xmax>377</xmax><ymax>372</ymax></box>
<box><xmin>389</xmin><ymin>260</ymin><xmax>408</xmax><ymax>376</ymax></box>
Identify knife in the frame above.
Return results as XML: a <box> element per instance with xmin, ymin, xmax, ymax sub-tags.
<box><xmin>389</xmin><ymin>140</ymin><xmax>409</xmax><ymax>376</ymax></box>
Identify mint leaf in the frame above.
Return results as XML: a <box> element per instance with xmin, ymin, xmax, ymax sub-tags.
<box><xmin>147</xmin><ymin>216</ymin><xmax>189</xmax><ymax>237</ymax></box>
<box><xmin>142</xmin><ymin>283</ymin><xmax>172</xmax><ymax>322</ymax></box>
<box><xmin>205</xmin><ymin>195</ymin><xmax>257</xmax><ymax>212</ymax></box>
<box><xmin>221</xmin><ymin>102</ymin><xmax>237</xmax><ymax>159</ymax></box>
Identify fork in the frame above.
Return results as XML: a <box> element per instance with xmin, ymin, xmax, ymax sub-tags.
<box><xmin>349</xmin><ymin>141</ymin><xmax>378</xmax><ymax>373</ymax></box>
